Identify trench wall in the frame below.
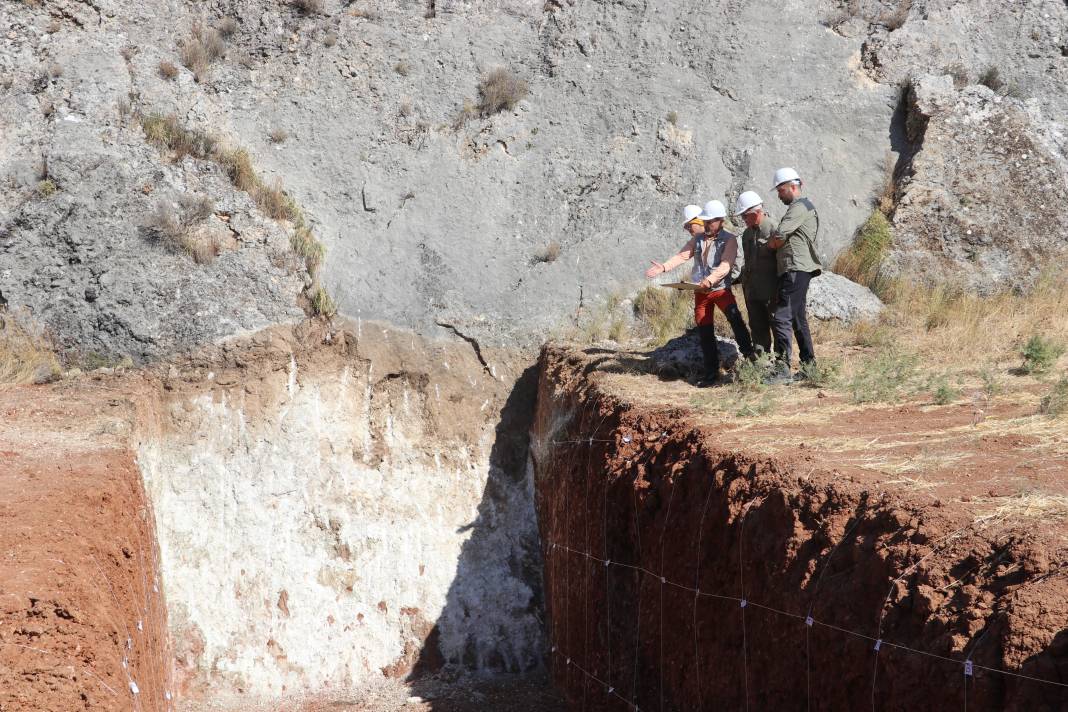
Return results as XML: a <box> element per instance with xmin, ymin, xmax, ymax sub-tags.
<box><xmin>531</xmin><ymin>346</ymin><xmax>1068</xmax><ymax>711</ymax></box>
<box><xmin>133</xmin><ymin>325</ymin><xmax>546</xmax><ymax>707</ymax></box>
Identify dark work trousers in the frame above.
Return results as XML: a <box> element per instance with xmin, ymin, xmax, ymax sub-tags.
<box><xmin>771</xmin><ymin>270</ymin><xmax>817</xmax><ymax>366</ymax></box>
<box><xmin>697</xmin><ymin>324</ymin><xmax>719</xmax><ymax>378</ymax></box>
<box><xmin>743</xmin><ymin>289</ymin><xmax>774</xmax><ymax>355</ymax></box>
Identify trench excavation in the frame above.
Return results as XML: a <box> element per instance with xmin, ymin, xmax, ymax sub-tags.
<box><xmin>3</xmin><ymin>329</ymin><xmax>1068</xmax><ymax>711</ymax></box>
<box><xmin>531</xmin><ymin>344</ymin><xmax>1068</xmax><ymax>711</ymax></box>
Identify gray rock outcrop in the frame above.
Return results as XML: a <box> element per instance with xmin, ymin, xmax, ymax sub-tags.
<box><xmin>807</xmin><ymin>271</ymin><xmax>884</xmax><ymax>323</ymax></box>
<box><xmin>1</xmin><ymin>0</ymin><xmax>1066</xmax><ymax>359</ymax></box>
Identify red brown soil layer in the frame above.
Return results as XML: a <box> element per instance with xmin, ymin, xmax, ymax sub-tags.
<box><xmin>0</xmin><ymin>386</ymin><xmax>172</xmax><ymax>711</ymax></box>
<box><xmin>533</xmin><ymin>344</ymin><xmax>1068</xmax><ymax>711</ymax></box>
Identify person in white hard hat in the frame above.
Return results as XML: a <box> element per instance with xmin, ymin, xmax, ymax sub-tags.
<box><xmin>734</xmin><ymin>191</ymin><xmax>777</xmax><ymax>355</ymax></box>
<box><xmin>645</xmin><ymin>201</ymin><xmax>753</xmax><ymax>386</ymax></box>
<box><xmin>766</xmin><ymin>167</ymin><xmax>823</xmax><ymax>383</ymax></box>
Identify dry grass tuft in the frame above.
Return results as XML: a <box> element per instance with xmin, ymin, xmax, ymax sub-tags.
<box><xmin>0</xmin><ymin>310</ymin><xmax>60</xmax><ymax>386</ymax></box>
<box><xmin>533</xmin><ymin>241</ymin><xmax>561</xmax><ymax>264</ymax></box>
<box><xmin>269</xmin><ymin>127</ymin><xmax>289</xmax><ymax>144</ymax></box>
<box><xmin>817</xmin><ymin>269</ymin><xmax>1068</xmax><ymax>379</ymax></box>
<box><xmin>291</xmin><ymin>0</ymin><xmax>323</xmax><ymax>14</ymax></box>
<box><xmin>180</xmin><ymin>21</ymin><xmax>229</xmax><ymax>81</ymax></box>
<box><xmin>477</xmin><ymin>67</ymin><xmax>528</xmax><ymax>116</ymax></box>
<box><xmin>311</xmin><ymin>286</ymin><xmax>337</xmax><ymax>317</ymax></box>
<box><xmin>217</xmin><ymin>17</ymin><xmax>239</xmax><ymax>38</ymax></box>
<box><xmin>158</xmin><ymin>60</ymin><xmax>179</xmax><ymax>80</ymax></box>
<box><xmin>633</xmin><ymin>286</ymin><xmax>693</xmax><ymax>346</ymax></box>
<box><xmin>975</xmin><ymin>490</ymin><xmax>1068</xmax><ymax>524</ymax></box>
<box><xmin>144</xmin><ymin>195</ymin><xmax>220</xmax><ymax>264</ymax></box>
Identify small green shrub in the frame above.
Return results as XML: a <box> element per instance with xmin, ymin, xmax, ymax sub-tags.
<box><xmin>1040</xmin><ymin>377</ymin><xmax>1068</xmax><ymax>417</ymax></box>
<box><xmin>931</xmin><ymin>376</ymin><xmax>961</xmax><ymax>405</ymax></box>
<box><xmin>311</xmin><ymin>286</ymin><xmax>337</xmax><ymax>317</ymax></box>
<box><xmin>978</xmin><ymin>365</ymin><xmax>1002</xmax><ymax>395</ymax></box>
<box><xmin>35</xmin><ymin>179</ymin><xmax>57</xmax><ymax>198</ymax></box>
<box><xmin>734</xmin><ymin>351</ymin><xmax>776</xmax><ymax>393</ymax></box>
<box><xmin>1019</xmin><ymin>335</ymin><xmax>1065</xmax><ymax>375</ymax></box>
<box><xmin>847</xmin><ymin>349</ymin><xmax>919</xmax><ymax>404</ymax></box>
<box><xmin>798</xmin><ymin>358</ymin><xmax>841</xmax><ymax>388</ymax></box>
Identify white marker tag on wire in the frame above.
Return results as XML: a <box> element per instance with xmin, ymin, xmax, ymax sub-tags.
<box><xmin>740</xmin><ymin>599</ymin><xmax>747</xmax><ymax>609</ymax></box>
<box><xmin>608</xmin><ymin>686</ymin><xmax>614</xmax><ymax>694</ymax></box>
<box><xmin>964</xmin><ymin>660</ymin><xmax>974</xmax><ymax>677</ymax></box>
<box><xmin>129</xmin><ymin>680</ymin><xmax>140</xmax><ymax>695</ymax></box>
<box><xmin>805</xmin><ymin>616</ymin><xmax>814</xmax><ymax>627</ymax></box>
<box><xmin>566</xmin><ymin>658</ymin><xmax>571</xmax><ymax>665</ymax></box>
<box><xmin>661</xmin><ymin>576</ymin><xmax>666</xmax><ymax>584</ymax></box>
<box><xmin>874</xmin><ymin>639</ymin><xmax>883</xmax><ymax>652</ymax></box>
<box><xmin>622</xmin><ymin>436</ymin><xmax>632</xmax><ymax>443</ymax></box>
<box><xmin>605</xmin><ymin>559</ymin><xmax>611</xmax><ymax>567</ymax></box>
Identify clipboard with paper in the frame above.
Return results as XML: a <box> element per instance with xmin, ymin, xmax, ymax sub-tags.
<box><xmin>661</xmin><ymin>281</ymin><xmax>704</xmax><ymax>292</ymax></box>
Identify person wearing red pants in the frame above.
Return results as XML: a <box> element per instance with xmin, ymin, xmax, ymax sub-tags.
<box><xmin>645</xmin><ymin>202</ymin><xmax>754</xmax><ymax>387</ymax></box>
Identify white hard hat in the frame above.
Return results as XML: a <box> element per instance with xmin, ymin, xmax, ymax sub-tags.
<box><xmin>682</xmin><ymin>204</ymin><xmax>702</xmax><ymax>224</ymax></box>
<box><xmin>772</xmin><ymin>167</ymin><xmax>801</xmax><ymax>188</ymax></box>
<box><xmin>734</xmin><ymin>191</ymin><xmax>763</xmax><ymax>216</ymax></box>
<box><xmin>699</xmin><ymin>200</ymin><xmax>727</xmax><ymax>221</ymax></box>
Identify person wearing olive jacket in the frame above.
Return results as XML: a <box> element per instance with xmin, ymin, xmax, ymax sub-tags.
<box><xmin>734</xmin><ymin>191</ymin><xmax>777</xmax><ymax>356</ymax></box>
<box><xmin>767</xmin><ymin>168</ymin><xmax>822</xmax><ymax>382</ymax></box>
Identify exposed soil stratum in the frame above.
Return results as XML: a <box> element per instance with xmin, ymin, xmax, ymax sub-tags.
<box><xmin>532</xmin><ymin>344</ymin><xmax>1068</xmax><ymax>711</ymax></box>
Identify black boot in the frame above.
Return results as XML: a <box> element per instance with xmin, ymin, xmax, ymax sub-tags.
<box><xmin>696</xmin><ymin>325</ymin><xmax>720</xmax><ymax>387</ymax></box>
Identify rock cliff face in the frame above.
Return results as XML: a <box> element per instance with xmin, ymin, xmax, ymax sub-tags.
<box><xmin>6</xmin><ymin>1</ymin><xmax>1064</xmax><ymax>358</ymax></box>
<box><xmin>1</xmin><ymin>0</ymin><xmax>908</xmax><ymax>359</ymax></box>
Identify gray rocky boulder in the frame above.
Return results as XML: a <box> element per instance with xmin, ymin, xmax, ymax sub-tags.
<box><xmin>649</xmin><ymin>332</ymin><xmax>739</xmax><ymax>380</ymax></box>
<box><xmin>882</xmin><ymin>74</ymin><xmax>1068</xmax><ymax>292</ymax></box>
<box><xmin>807</xmin><ymin>271</ymin><xmax>884</xmax><ymax>323</ymax></box>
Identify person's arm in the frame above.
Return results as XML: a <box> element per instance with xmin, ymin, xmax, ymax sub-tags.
<box><xmin>769</xmin><ymin>205</ymin><xmax>803</xmax><ymax>249</ymax></box>
<box><xmin>645</xmin><ymin>237</ymin><xmax>696</xmax><ymax>278</ymax></box>
<box><xmin>699</xmin><ymin>237</ymin><xmax>737</xmax><ymax>289</ymax></box>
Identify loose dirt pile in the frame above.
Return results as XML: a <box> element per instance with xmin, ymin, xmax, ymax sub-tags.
<box><xmin>532</xmin><ymin>343</ymin><xmax>1068</xmax><ymax>710</ymax></box>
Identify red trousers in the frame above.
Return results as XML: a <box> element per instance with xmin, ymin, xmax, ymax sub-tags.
<box><xmin>694</xmin><ymin>289</ymin><xmax>737</xmax><ymax>326</ymax></box>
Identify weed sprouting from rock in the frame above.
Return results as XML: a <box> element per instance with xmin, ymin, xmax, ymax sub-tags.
<box><xmin>159</xmin><ymin>61</ymin><xmax>179</xmax><ymax>80</ymax></box>
<box><xmin>477</xmin><ymin>68</ymin><xmax>528</xmax><ymax>116</ymax></box>
<box><xmin>833</xmin><ymin>210</ymin><xmax>895</xmax><ymax>300</ymax></box>
<box><xmin>144</xmin><ymin>195</ymin><xmax>220</xmax><ymax>264</ymax></box>
<box><xmin>533</xmin><ymin>241</ymin><xmax>561</xmax><ymax>264</ymax></box>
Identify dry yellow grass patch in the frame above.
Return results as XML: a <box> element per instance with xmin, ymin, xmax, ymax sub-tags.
<box><xmin>816</xmin><ymin>269</ymin><xmax>1068</xmax><ymax>371</ymax></box>
<box><xmin>0</xmin><ymin>311</ymin><xmax>60</xmax><ymax>386</ymax></box>
<box><xmin>974</xmin><ymin>490</ymin><xmax>1068</xmax><ymax>525</ymax></box>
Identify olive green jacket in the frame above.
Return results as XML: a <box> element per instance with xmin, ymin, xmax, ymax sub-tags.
<box><xmin>739</xmin><ymin>218</ymin><xmax>778</xmax><ymax>303</ymax></box>
<box><xmin>774</xmin><ymin>197</ymin><xmax>823</xmax><ymax>276</ymax></box>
